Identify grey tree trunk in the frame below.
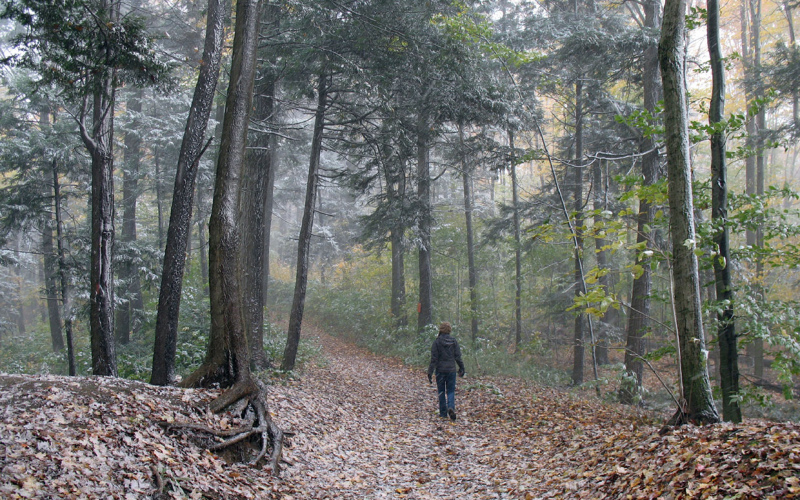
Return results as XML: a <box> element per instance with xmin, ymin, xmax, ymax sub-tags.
<box><xmin>42</xmin><ymin>213</ymin><xmax>63</xmax><ymax>352</ymax></box>
<box><xmin>417</xmin><ymin>111</ymin><xmax>434</xmax><ymax>332</ymax></box>
<box><xmin>182</xmin><ymin>0</ymin><xmax>262</xmax><ymax>404</ymax></box>
<box><xmin>151</xmin><ymin>0</ymin><xmax>228</xmax><ymax>386</ymax></box>
<box><xmin>52</xmin><ymin>159</ymin><xmax>76</xmax><ymax>375</ymax></box>
<box><xmin>281</xmin><ymin>67</ymin><xmax>328</xmax><ymax>372</ymax></box>
<box><xmin>659</xmin><ymin>0</ymin><xmax>720</xmax><ymax>424</ymax></box>
<box><xmin>459</xmin><ymin>124</ymin><xmax>479</xmax><ymax>344</ymax></box>
<box><xmin>751</xmin><ymin>0</ymin><xmax>766</xmax><ymax>379</ymax></box>
<box><xmin>593</xmin><ymin>159</ymin><xmax>609</xmax><ymax>365</ymax></box>
<box><xmin>510</xmin><ymin>130</ymin><xmax>522</xmax><ymax>348</ymax></box>
<box><xmin>80</xmin><ymin>0</ymin><xmax>119</xmax><ymax>377</ymax></box>
<box><xmin>241</xmin><ymin>45</ymin><xmax>278</xmax><ymax>370</ymax></box>
<box><xmin>572</xmin><ymin>79</ymin><xmax>585</xmax><ymax>386</ymax></box>
<box><xmin>621</xmin><ymin>0</ymin><xmax>661</xmax><ymax>405</ymax></box>
<box><xmin>40</xmin><ymin>111</ymin><xmax>64</xmax><ymax>353</ymax></box>
<box><xmin>708</xmin><ymin>0</ymin><xmax>742</xmax><ymax>423</ymax></box>
<box><xmin>388</xmin><ymin>160</ymin><xmax>407</xmax><ymax>327</ymax></box>
<box><xmin>116</xmin><ymin>87</ymin><xmax>144</xmax><ymax>345</ymax></box>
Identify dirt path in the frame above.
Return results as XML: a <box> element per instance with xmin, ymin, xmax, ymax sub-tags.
<box><xmin>273</xmin><ymin>331</ymin><xmax>556</xmax><ymax>499</ymax></box>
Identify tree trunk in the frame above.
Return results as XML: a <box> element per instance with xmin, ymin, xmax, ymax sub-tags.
<box><xmin>659</xmin><ymin>0</ymin><xmax>720</xmax><ymax>424</ymax></box>
<box><xmin>40</xmin><ymin>110</ymin><xmax>64</xmax><ymax>353</ymax></box>
<box><xmin>281</xmin><ymin>66</ymin><xmax>327</xmax><ymax>372</ymax></box>
<box><xmin>751</xmin><ymin>0</ymin><xmax>766</xmax><ymax>379</ymax></box>
<box><xmin>116</xmin><ymin>87</ymin><xmax>144</xmax><ymax>345</ymax></box>
<box><xmin>182</xmin><ymin>0</ymin><xmax>262</xmax><ymax>404</ymax></box>
<box><xmin>621</xmin><ymin>0</ymin><xmax>661</xmax><ymax>405</ymax></box>
<box><xmin>52</xmin><ymin>159</ymin><xmax>76</xmax><ymax>375</ymax></box>
<box><xmin>417</xmin><ymin>111</ymin><xmax>434</xmax><ymax>332</ymax></box>
<box><xmin>510</xmin><ymin>130</ymin><xmax>522</xmax><ymax>348</ymax></box>
<box><xmin>81</xmin><ymin>0</ymin><xmax>119</xmax><ymax>377</ymax></box>
<box><xmin>241</xmin><ymin>45</ymin><xmax>278</xmax><ymax>371</ymax></box>
<box><xmin>389</xmin><ymin>159</ymin><xmax>407</xmax><ymax>327</ymax></box>
<box><xmin>151</xmin><ymin>0</ymin><xmax>228</xmax><ymax>386</ymax></box>
<box><xmin>459</xmin><ymin>124</ymin><xmax>479</xmax><ymax>344</ymax></box>
<box><xmin>572</xmin><ymin>79</ymin><xmax>585</xmax><ymax>386</ymax></box>
<box><xmin>593</xmin><ymin>159</ymin><xmax>610</xmax><ymax>365</ymax></box>
<box><xmin>708</xmin><ymin>0</ymin><xmax>742</xmax><ymax>423</ymax></box>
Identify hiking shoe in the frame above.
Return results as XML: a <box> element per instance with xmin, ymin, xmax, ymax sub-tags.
<box><xmin>448</xmin><ymin>408</ymin><xmax>456</xmax><ymax>421</ymax></box>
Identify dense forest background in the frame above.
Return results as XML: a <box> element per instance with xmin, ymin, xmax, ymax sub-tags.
<box><xmin>0</xmin><ymin>0</ymin><xmax>799</xmax><ymax>422</ymax></box>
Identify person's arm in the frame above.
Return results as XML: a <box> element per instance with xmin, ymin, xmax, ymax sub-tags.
<box><xmin>428</xmin><ymin>340</ymin><xmax>438</xmax><ymax>382</ymax></box>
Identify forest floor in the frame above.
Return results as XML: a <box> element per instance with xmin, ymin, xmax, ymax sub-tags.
<box><xmin>1</xmin><ymin>328</ymin><xmax>799</xmax><ymax>499</ymax></box>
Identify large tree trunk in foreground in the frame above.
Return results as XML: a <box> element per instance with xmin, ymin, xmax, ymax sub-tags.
<box><xmin>708</xmin><ymin>0</ymin><xmax>742</xmax><ymax>423</ymax></box>
<box><xmin>151</xmin><ymin>0</ymin><xmax>228</xmax><ymax>386</ymax></box>
<box><xmin>241</xmin><ymin>68</ymin><xmax>277</xmax><ymax>371</ymax></box>
<box><xmin>659</xmin><ymin>0</ymin><xmax>720</xmax><ymax>424</ymax></box>
<box><xmin>84</xmin><ymin>0</ymin><xmax>120</xmax><ymax>377</ymax></box>
<box><xmin>621</xmin><ymin>0</ymin><xmax>661</xmax><ymax>405</ymax></box>
<box><xmin>182</xmin><ymin>0</ymin><xmax>259</xmax><ymax>398</ymax></box>
<box><xmin>281</xmin><ymin>67</ymin><xmax>328</xmax><ymax>372</ymax></box>
<box><xmin>177</xmin><ymin>4</ymin><xmax>283</xmax><ymax>474</ymax></box>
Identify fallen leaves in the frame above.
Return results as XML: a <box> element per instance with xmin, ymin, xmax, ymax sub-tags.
<box><xmin>1</xmin><ymin>329</ymin><xmax>799</xmax><ymax>499</ymax></box>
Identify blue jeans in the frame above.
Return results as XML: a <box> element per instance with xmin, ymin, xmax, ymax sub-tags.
<box><xmin>436</xmin><ymin>371</ymin><xmax>457</xmax><ymax>417</ymax></box>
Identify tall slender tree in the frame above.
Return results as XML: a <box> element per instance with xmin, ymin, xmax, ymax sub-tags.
<box><xmin>708</xmin><ymin>0</ymin><xmax>742</xmax><ymax>423</ymax></box>
<box><xmin>282</xmin><ymin>66</ymin><xmax>328</xmax><ymax>371</ymax></box>
<box><xmin>659</xmin><ymin>0</ymin><xmax>720</xmax><ymax>424</ymax></box>
<box><xmin>151</xmin><ymin>0</ymin><xmax>228</xmax><ymax>385</ymax></box>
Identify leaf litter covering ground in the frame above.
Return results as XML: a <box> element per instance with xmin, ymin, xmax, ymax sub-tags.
<box><xmin>0</xmin><ymin>331</ymin><xmax>797</xmax><ymax>499</ymax></box>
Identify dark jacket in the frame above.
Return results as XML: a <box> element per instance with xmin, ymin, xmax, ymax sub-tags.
<box><xmin>428</xmin><ymin>333</ymin><xmax>465</xmax><ymax>375</ymax></box>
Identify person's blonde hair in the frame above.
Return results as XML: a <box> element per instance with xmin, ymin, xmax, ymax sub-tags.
<box><xmin>439</xmin><ymin>322</ymin><xmax>451</xmax><ymax>334</ymax></box>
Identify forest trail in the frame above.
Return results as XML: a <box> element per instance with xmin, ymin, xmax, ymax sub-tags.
<box><xmin>275</xmin><ymin>329</ymin><xmax>634</xmax><ymax>499</ymax></box>
<box><xmin>274</xmin><ymin>330</ymin><xmax>800</xmax><ymax>499</ymax></box>
<box><xmin>1</xmin><ymin>330</ymin><xmax>798</xmax><ymax>499</ymax></box>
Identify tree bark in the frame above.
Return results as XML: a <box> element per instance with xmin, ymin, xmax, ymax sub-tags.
<box><xmin>83</xmin><ymin>0</ymin><xmax>120</xmax><ymax>377</ymax></box>
<box><xmin>593</xmin><ymin>159</ymin><xmax>610</xmax><ymax>365</ymax></box>
<box><xmin>572</xmin><ymin>79</ymin><xmax>585</xmax><ymax>386</ymax></box>
<box><xmin>388</xmin><ymin>158</ymin><xmax>408</xmax><ymax>327</ymax></box>
<box><xmin>708</xmin><ymin>0</ymin><xmax>742</xmax><ymax>423</ymax></box>
<box><xmin>151</xmin><ymin>0</ymin><xmax>228</xmax><ymax>386</ymax></box>
<box><xmin>40</xmin><ymin>110</ymin><xmax>64</xmax><ymax>353</ymax></box>
<box><xmin>281</xmin><ymin>66</ymin><xmax>328</xmax><ymax>372</ymax></box>
<box><xmin>241</xmin><ymin>46</ymin><xmax>278</xmax><ymax>370</ymax></box>
<box><xmin>510</xmin><ymin>130</ymin><xmax>522</xmax><ymax>348</ymax></box>
<box><xmin>659</xmin><ymin>0</ymin><xmax>720</xmax><ymax>424</ymax></box>
<box><xmin>53</xmin><ymin>159</ymin><xmax>76</xmax><ymax>375</ymax></box>
<box><xmin>459</xmin><ymin>124</ymin><xmax>479</xmax><ymax>344</ymax></box>
<box><xmin>417</xmin><ymin>110</ymin><xmax>434</xmax><ymax>332</ymax></box>
<box><xmin>182</xmin><ymin>0</ymin><xmax>262</xmax><ymax>402</ymax></box>
<box><xmin>751</xmin><ymin>0</ymin><xmax>766</xmax><ymax>379</ymax></box>
<box><xmin>42</xmin><ymin>213</ymin><xmax>63</xmax><ymax>352</ymax></box>
<box><xmin>621</xmin><ymin>0</ymin><xmax>661</xmax><ymax>405</ymax></box>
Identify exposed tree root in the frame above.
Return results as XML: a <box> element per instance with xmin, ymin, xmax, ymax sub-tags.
<box><xmin>160</xmin><ymin>379</ymin><xmax>286</xmax><ymax>475</ymax></box>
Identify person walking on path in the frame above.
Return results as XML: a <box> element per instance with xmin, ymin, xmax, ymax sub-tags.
<box><xmin>427</xmin><ymin>322</ymin><xmax>465</xmax><ymax>421</ymax></box>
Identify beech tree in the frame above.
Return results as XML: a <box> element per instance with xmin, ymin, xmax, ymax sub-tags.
<box><xmin>659</xmin><ymin>0</ymin><xmax>720</xmax><ymax>424</ymax></box>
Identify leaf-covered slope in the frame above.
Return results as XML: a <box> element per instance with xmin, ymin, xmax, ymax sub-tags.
<box><xmin>1</xmin><ymin>331</ymin><xmax>799</xmax><ymax>499</ymax></box>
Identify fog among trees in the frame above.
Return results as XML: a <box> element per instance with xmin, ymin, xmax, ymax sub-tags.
<box><xmin>2</xmin><ymin>0</ymin><xmax>800</xmax><ymax>426</ymax></box>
